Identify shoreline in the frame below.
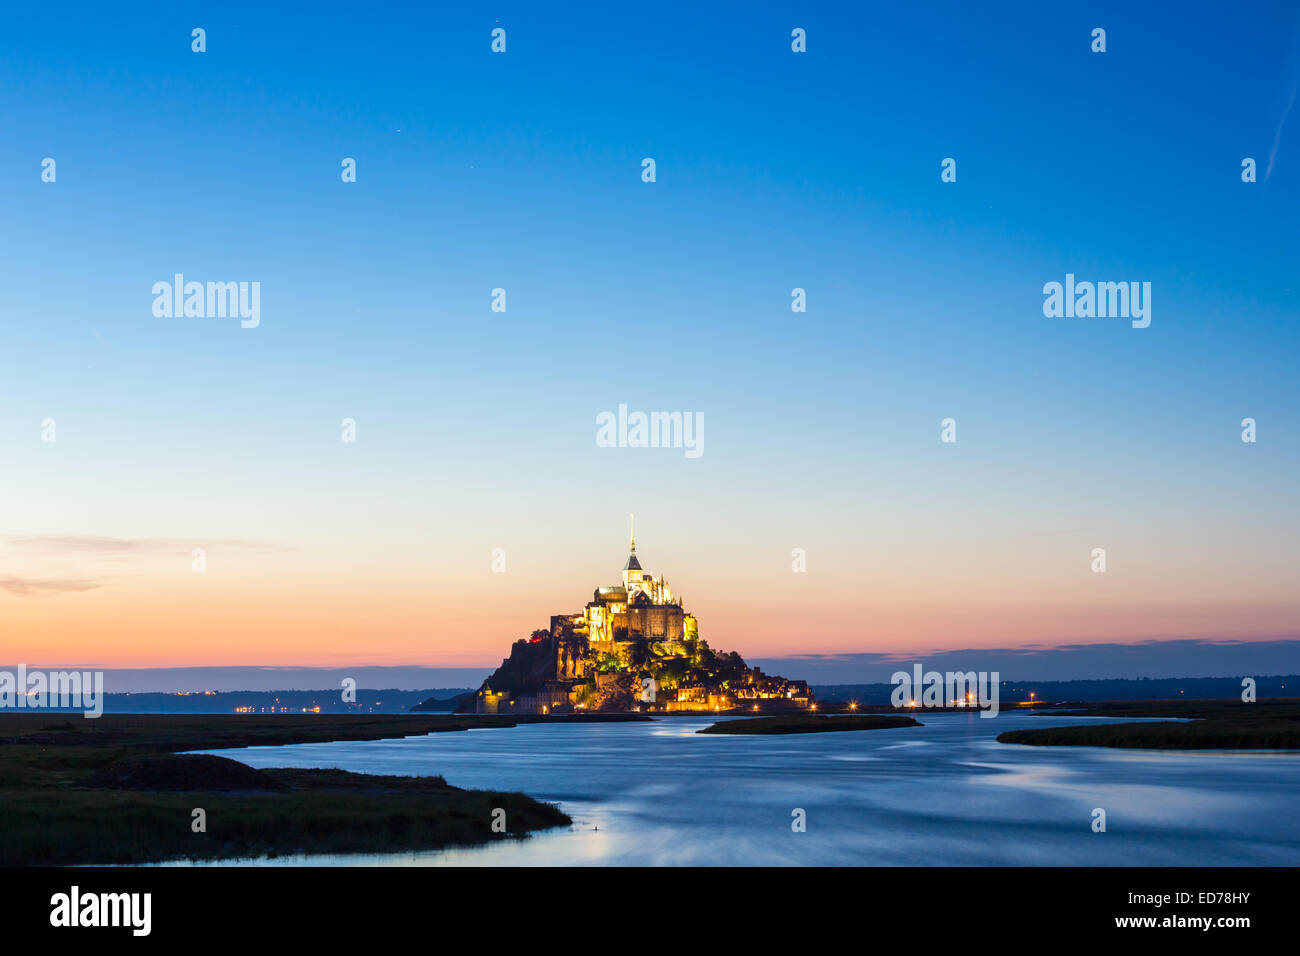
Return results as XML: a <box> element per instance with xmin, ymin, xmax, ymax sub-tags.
<box><xmin>697</xmin><ymin>713</ymin><xmax>922</xmax><ymax>734</ymax></box>
<box><xmin>997</xmin><ymin>699</ymin><xmax>1300</xmax><ymax>750</ymax></box>
<box><xmin>0</xmin><ymin>714</ymin><xmax>572</xmax><ymax>866</ymax></box>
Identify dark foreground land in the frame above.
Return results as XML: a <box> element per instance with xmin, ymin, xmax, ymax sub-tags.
<box><xmin>998</xmin><ymin>699</ymin><xmax>1300</xmax><ymax>750</ymax></box>
<box><xmin>0</xmin><ymin>713</ymin><xmax>571</xmax><ymax>865</ymax></box>
<box><xmin>698</xmin><ymin>713</ymin><xmax>922</xmax><ymax>734</ymax></box>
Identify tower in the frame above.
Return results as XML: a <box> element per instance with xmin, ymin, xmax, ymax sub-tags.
<box><xmin>622</xmin><ymin>512</ymin><xmax>644</xmax><ymax>592</ymax></box>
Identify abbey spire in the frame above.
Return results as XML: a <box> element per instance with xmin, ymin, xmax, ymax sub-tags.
<box><xmin>623</xmin><ymin>513</ymin><xmax>642</xmax><ymax>576</ymax></box>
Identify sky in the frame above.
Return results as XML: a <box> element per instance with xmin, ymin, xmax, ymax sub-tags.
<box><xmin>1</xmin><ymin>2</ymin><xmax>1297</xmax><ymax>680</ymax></box>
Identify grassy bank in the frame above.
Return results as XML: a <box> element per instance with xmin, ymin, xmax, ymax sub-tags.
<box><xmin>997</xmin><ymin>699</ymin><xmax>1300</xmax><ymax>750</ymax></box>
<box><xmin>0</xmin><ymin>714</ymin><xmax>571</xmax><ymax>865</ymax></box>
<box><xmin>698</xmin><ymin>714</ymin><xmax>921</xmax><ymax>735</ymax></box>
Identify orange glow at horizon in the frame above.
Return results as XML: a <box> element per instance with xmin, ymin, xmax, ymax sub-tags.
<box><xmin>3</xmin><ymin>558</ymin><xmax>1296</xmax><ymax>669</ymax></box>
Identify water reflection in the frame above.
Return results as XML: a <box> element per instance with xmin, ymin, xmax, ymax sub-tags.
<box><xmin>178</xmin><ymin>712</ymin><xmax>1300</xmax><ymax>866</ymax></box>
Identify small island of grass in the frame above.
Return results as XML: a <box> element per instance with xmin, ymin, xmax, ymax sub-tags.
<box><xmin>997</xmin><ymin>699</ymin><xmax>1300</xmax><ymax>750</ymax></box>
<box><xmin>0</xmin><ymin>713</ymin><xmax>570</xmax><ymax>865</ymax></box>
<box><xmin>697</xmin><ymin>713</ymin><xmax>921</xmax><ymax>735</ymax></box>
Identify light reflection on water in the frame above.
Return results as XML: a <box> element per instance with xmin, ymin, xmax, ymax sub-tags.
<box><xmin>173</xmin><ymin>712</ymin><xmax>1300</xmax><ymax>866</ymax></box>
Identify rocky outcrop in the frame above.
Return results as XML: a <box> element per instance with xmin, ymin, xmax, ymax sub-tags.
<box><xmin>460</xmin><ymin>628</ymin><xmax>812</xmax><ymax>715</ymax></box>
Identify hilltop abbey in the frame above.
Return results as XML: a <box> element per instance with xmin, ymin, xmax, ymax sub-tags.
<box><xmin>569</xmin><ymin>518</ymin><xmax>693</xmax><ymax>647</ymax></box>
<box><xmin>472</xmin><ymin>520</ymin><xmax>812</xmax><ymax>715</ymax></box>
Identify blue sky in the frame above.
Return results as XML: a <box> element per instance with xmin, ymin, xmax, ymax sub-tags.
<box><xmin>0</xmin><ymin>1</ymin><xmax>1297</xmax><ymax>672</ymax></box>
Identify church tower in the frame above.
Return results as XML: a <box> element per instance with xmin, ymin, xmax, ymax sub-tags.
<box><xmin>622</xmin><ymin>513</ymin><xmax>644</xmax><ymax>593</ymax></box>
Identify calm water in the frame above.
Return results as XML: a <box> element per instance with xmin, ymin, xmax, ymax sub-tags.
<box><xmin>190</xmin><ymin>712</ymin><xmax>1300</xmax><ymax>866</ymax></box>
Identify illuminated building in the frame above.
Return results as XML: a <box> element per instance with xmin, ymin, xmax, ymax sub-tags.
<box><xmin>474</xmin><ymin>520</ymin><xmax>811</xmax><ymax>715</ymax></box>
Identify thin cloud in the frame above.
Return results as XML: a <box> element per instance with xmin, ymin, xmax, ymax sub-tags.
<box><xmin>757</xmin><ymin>638</ymin><xmax>1300</xmax><ymax>682</ymax></box>
<box><xmin>0</xmin><ymin>534</ymin><xmax>295</xmax><ymax>597</ymax></box>
<box><xmin>0</xmin><ymin>575</ymin><xmax>103</xmax><ymax>596</ymax></box>
<box><xmin>1266</xmin><ymin>79</ymin><xmax>1298</xmax><ymax>181</ymax></box>
<box><xmin>2</xmin><ymin>535</ymin><xmax>294</xmax><ymax>556</ymax></box>
<box><xmin>1266</xmin><ymin>10</ymin><xmax>1300</xmax><ymax>181</ymax></box>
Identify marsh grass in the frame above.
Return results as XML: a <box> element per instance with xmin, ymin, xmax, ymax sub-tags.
<box><xmin>0</xmin><ymin>714</ymin><xmax>569</xmax><ymax>865</ymax></box>
<box><xmin>997</xmin><ymin>699</ymin><xmax>1300</xmax><ymax>750</ymax></box>
<box><xmin>697</xmin><ymin>714</ymin><xmax>921</xmax><ymax>735</ymax></box>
